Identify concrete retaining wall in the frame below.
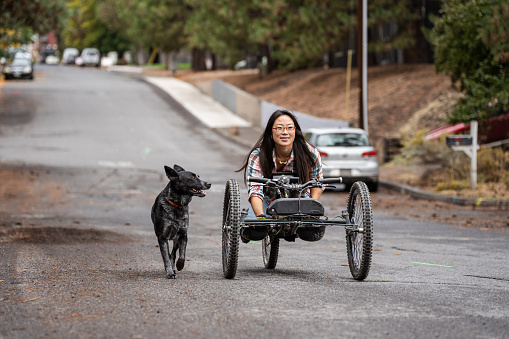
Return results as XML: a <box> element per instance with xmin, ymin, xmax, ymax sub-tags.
<box><xmin>203</xmin><ymin>79</ymin><xmax>348</xmax><ymax>130</ymax></box>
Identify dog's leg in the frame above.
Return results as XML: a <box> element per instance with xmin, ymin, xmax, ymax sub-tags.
<box><xmin>170</xmin><ymin>240</ymin><xmax>178</xmax><ymax>273</ymax></box>
<box><xmin>176</xmin><ymin>233</ymin><xmax>187</xmax><ymax>271</ymax></box>
<box><xmin>158</xmin><ymin>238</ymin><xmax>176</xmax><ymax>279</ymax></box>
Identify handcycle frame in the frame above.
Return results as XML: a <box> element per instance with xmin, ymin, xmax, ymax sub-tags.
<box><xmin>222</xmin><ymin>174</ymin><xmax>373</xmax><ymax>281</ymax></box>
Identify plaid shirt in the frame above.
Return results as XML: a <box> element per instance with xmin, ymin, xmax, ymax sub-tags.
<box><xmin>247</xmin><ymin>144</ymin><xmax>323</xmax><ymax>202</ymax></box>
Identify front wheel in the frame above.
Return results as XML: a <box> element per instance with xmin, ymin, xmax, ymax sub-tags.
<box><xmin>222</xmin><ymin>179</ymin><xmax>241</xmax><ymax>279</ymax></box>
<box><xmin>346</xmin><ymin>181</ymin><xmax>373</xmax><ymax>280</ymax></box>
<box><xmin>262</xmin><ymin>235</ymin><xmax>280</xmax><ymax>269</ymax></box>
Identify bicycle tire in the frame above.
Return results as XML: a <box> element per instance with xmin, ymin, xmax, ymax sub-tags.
<box><xmin>346</xmin><ymin>181</ymin><xmax>373</xmax><ymax>280</ymax></box>
<box><xmin>262</xmin><ymin>235</ymin><xmax>280</xmax><ymax>269</ymax></box>
<box><xmin>222</xmin><ymin>179</ymin><xmax>241</xmax><ymax>279</ymax></box>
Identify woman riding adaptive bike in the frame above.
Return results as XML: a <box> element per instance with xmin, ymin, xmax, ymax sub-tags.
<box><xmin>237</xmin><ymin>109</ymin><xmax>324</xmax><ymax>220</ymax></box>
<box><xmin>223</xmin><ymin>109</ymin><xmax>373</xmax><ymax>281</ymax></box>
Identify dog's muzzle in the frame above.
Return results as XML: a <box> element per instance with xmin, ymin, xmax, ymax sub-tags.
<box><xmin>190</xmin><ymin>182</ymin><xmax>211</xmax><ymax>197</ymax></box>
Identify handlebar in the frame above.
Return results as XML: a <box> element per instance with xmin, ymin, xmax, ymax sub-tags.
<box><xmin>247</xmin><ymin>176</ymin><xmax>342</xmax><ymax>191</ymax></box>
<box><xmin>321</xmin><ymin>178</ymin><xmax>343</xmax><ymax>184</ymax></box>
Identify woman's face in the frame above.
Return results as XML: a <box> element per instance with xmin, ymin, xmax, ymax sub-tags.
<box><xmin>272</xmin><ymin>115</ymin><xmax>296</xmax><ymax>147</ymax></box>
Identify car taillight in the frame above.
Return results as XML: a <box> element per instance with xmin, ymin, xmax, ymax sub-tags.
<box><xmin>319</xmin><ymin>151</ymin><xmax>328</xmax><ymax>158</ymax></box>
<box><xmin>362</xmin><ymin>151</ymin><xmax>377</xmax><ymax>158</ymax></box>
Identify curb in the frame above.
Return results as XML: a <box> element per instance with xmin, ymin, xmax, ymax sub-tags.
<box><xmin>380</xmin><ymin>180</ymin><xmax>509</xmax><ymax>207</ymax></box>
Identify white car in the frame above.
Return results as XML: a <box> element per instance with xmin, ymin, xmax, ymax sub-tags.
<box><xmin>62</xmin><ymin>48</ymin><xmax>79</xmax><ymax>64</ymax></box>
<box><xmin>304</xmin><ymin>127</ymin><xmax>379</xmax><ymax>192</ymax></box>
<box><xmin>79</xmin><ymin>48</ymin><xmax>100</xmax><ymax>67</ymax></box>
<box><xmin>45</xmin><ymin>55</ymin><xmax>60</xmax><ymax>65</ymax></box>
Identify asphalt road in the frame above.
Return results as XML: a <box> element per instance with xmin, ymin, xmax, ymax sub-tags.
<box><xmin>0</xmin><ymin>65</ymin><xmax>508</xmax><ymax>339</ymax></box>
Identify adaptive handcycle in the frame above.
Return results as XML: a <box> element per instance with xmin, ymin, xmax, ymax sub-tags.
<box><xmin>221</xmin><ymin>173</ymin><xmax>373</xmax><ymax>280</ymax></box>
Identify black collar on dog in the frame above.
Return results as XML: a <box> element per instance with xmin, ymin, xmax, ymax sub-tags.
<box><xmin>166</xmin><ymin>198</ymin><xmax>183</xmax><ymax>209</ymax></box>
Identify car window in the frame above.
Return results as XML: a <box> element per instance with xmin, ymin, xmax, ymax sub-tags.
<box><xmin>316</xmin><ymin>133</ymin><xmax>371</xmax><ymax>147</ymax></box>
<box><xmin>11</xmin><ymin>58</ymin><xmax>30</xmax><ymax>66</ymax></box>
<box><xmin>304</xmin><ymin>133</ymin><xmax>312</xmax><ymax>142</ymax></box>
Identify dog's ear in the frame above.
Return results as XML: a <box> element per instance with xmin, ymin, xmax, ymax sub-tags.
<box><xmin>164</xmin><ymin>165</ymin><xmax>179</xmax><ymax>181</ymax></box>
<box><xmin>173</xmin><ymin>164</ymin><xmax>185</xmax><ymax>172</ymax></box>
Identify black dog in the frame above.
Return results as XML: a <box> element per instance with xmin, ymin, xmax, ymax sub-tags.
<box><xmin>151</xmin><ymin>165</ymin><xmax>211</xmax><ymax>279</ymax></box>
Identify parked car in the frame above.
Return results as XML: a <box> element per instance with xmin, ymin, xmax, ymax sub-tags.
<box><xmin>2</xmin><ymin>57</ymin><xmax>33</xmax><ymax>80</ymax></box>
<box><xmin>62</xmin><ymin>48</ymin><xmax>79</xmax><ymax>64</ymax></box>
<box><xmin>40</xmin><ymin>48</ymin><xmax>57</xmax><ymax>64</ymax></box>
<box><xmin>304</xmin><ymin>127</ymin><xmax>379</xmax><ymax>192</ymax></box>
<box><xmin>45</xmin><ymin>55</ymin><xmax>60</xmax><ymax>65</ymax></box>
<box><xmin>78</xmin><ymin>48</ymin><xmax>100</xmax><ymax>67</ymax></box>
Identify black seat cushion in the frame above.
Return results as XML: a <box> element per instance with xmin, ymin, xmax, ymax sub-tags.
<box><xmin>266</xmin><ymin>198</ymin><xmax>324</xmax><ymax>216</ymax></box>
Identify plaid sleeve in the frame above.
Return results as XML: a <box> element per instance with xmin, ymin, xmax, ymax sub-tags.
<box><xmin>309</xmin><ymin>144</ymin><xmax>323</xmax><ymax>181</ymax></box>
<box><xmin>247</xmin><ymin>149</ymin><xmax>264</xmax><ymax>201</ymax></box>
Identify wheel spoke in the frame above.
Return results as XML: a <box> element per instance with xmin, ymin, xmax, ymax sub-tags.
<box><xmin>351</xmin><ymin>194</ymin><xmax>364</xmax><ymax>269</ymax></box>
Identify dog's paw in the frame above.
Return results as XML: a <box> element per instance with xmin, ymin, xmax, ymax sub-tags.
<box><xmin>166</xmin><ymin>273</ymin><xmax>177</xmax><ymax>279</ymax></box>
<box><xmin>176</xmin><ymin>258</ymin><xmax>185</xmax><ymax>271</ymax></box>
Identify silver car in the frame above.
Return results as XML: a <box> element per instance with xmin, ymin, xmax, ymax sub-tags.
<box><xmin>304</xmin><ymin>127</ymin><xmax>379</xmax><ymax>192</ymax></box>
<box><xmin>78</xmin><ymin>48</ymin><xmax>100</xmax><ymax>67</ymax></box>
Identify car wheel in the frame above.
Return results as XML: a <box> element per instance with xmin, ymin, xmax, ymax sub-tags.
<box><xmin>367</xmin><ymin>182</ymin><xmax>378</xmax><ymax>193</ymax></box>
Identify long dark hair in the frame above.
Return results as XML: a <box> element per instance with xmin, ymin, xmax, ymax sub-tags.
<box><xmin>237</xmin><ymin>109</ymin><xmax>317</xmax><ymax>183</ymax></box>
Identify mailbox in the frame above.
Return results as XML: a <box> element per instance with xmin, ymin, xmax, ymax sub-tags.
<box><xmin>446</xmin><ymin>135</ymin><xmax>473</xmax><ymax>146</ymax></box>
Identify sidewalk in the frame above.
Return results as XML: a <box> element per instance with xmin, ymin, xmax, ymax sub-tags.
<box><xmin>143</xmin><ymin>76</ymin><xmax>261</xmax><ymax>150</ymax></box>
<box><xmin>108</xmin><ymin>66</ymin><xmax>508</xmax><ymax>207</ymax></box>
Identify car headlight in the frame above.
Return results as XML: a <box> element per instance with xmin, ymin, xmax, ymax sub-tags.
<box><xmin>23</xmin><ymin>66</ymin><xmax>32</xmax><ymax>73</ymax></box>
<box><xmin>4</xmin><ymin>66</ymin><xmax>11</xmax><ymax>72</ymax></box>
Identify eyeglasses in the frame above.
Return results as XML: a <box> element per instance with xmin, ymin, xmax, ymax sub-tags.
<box><xmin>273</xmin><ymin>126</ymin><xmax>296</xmax><ymax>132</ymax></box>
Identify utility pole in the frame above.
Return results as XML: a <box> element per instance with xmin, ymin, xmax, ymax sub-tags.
<box><xmin>357</xmin><ymin>0</ymin><xmax>368</xmax><ymax>134</ymax></box>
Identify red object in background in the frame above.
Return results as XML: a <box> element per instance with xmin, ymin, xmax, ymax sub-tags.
<box><xmin>46</xmin><ymin>31</ymin><xmax>58</xmax><ymax>46</ymax></box>
<box><xmin>362</xmin><ymin>150</ymin><xmax>377</xmax><ymax>158</ymax></box>
<box><xmin>425</xmin><ymin>113</ymin><xmax>509</xmax><ymax>144</ymax></box>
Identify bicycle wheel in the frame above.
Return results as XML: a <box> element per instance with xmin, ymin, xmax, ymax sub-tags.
<box><xmin>346</xmin><ymin>181</ymin><xmax>373</xmax><ymax>280</ymax></box>
<box><xmin>222</xmin><ymin>179</ymin><xmax>241</xmax><ymax>279</ymax></box>
<box><xmin>262</xmin><ymin>235</ymin><xmax>280</xmax><ymax>269</ymax></box>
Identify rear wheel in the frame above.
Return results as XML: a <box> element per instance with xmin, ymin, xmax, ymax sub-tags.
<box><xmin>262</xmin><ymin>235</ymin><xmax>280</xmax><ymax>269</ymax></box>
<box><xmin>222</xmin><ymin>179</ymin><xmax>241</xmax><ymax>279</ymax></box>
<box><xmin>346</xmin><ymin>181</ymin><xmax>373</xmax><ymax>280</ymax></box>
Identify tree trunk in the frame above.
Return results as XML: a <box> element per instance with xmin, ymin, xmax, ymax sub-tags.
<box><xmin>263</xmin><ymin>44</ymin><xmax>274</xmax><ymax>74</ymax></box>
<box><xmin>191</xmin><ymin>48</ymin><xmax>206</xmax><ymax>71</ymax></box>
<box><xmin>328</xmin><ymin>50</ymin><xmax>334</xmax><ymax>68</ymax></box>
<box><xmin>163</xmin><ymin>52</ymin><xmax>170</xmax><ymax>70</ymax></box>
<box><xmin>211</xmin><ymin>53</ymin><xmax>217</xmax><ymax>71</ymax></box>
